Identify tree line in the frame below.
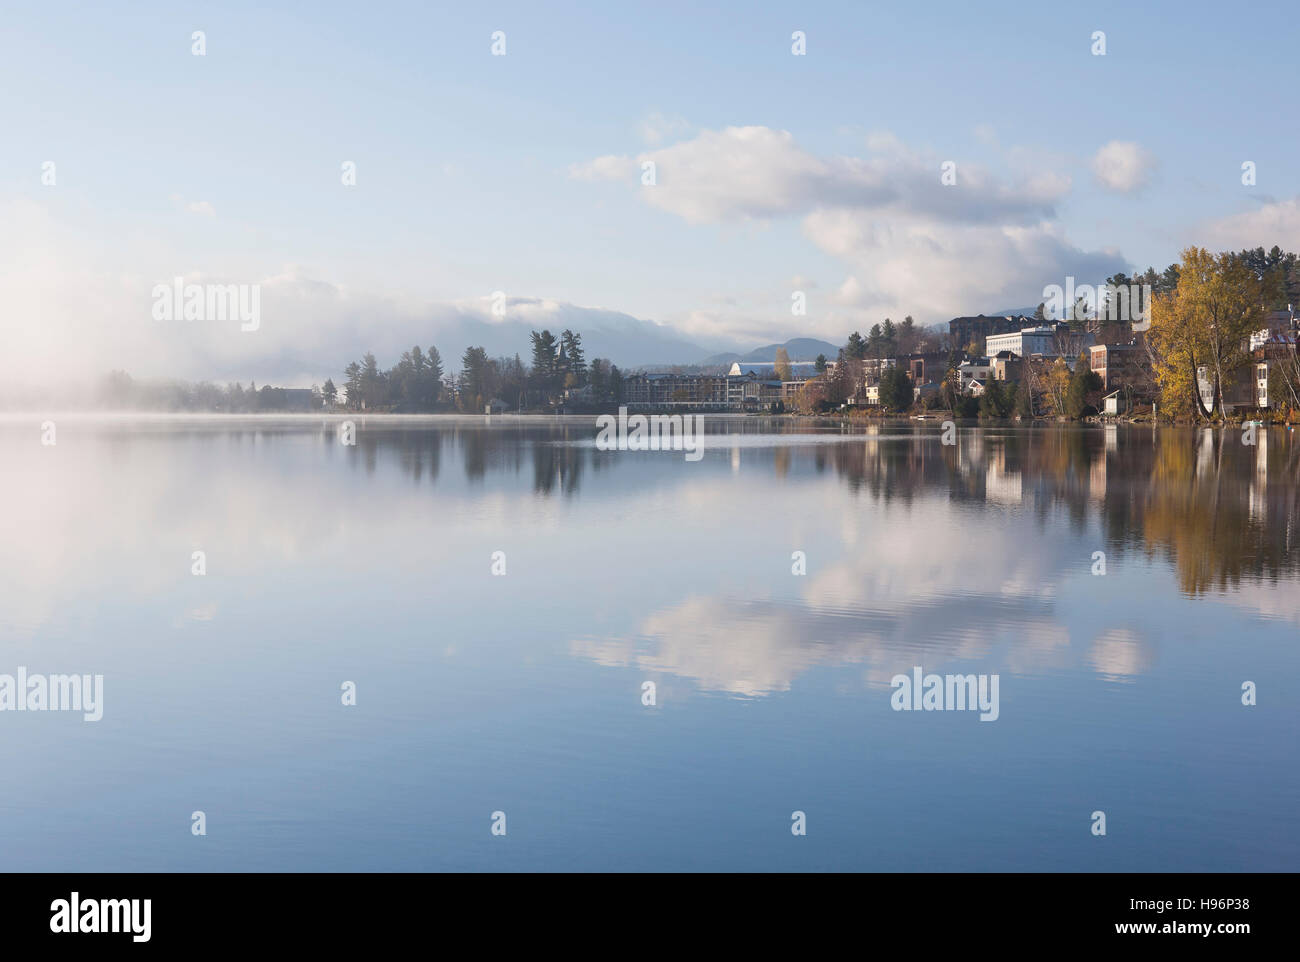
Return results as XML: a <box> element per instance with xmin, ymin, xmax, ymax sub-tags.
<box><xmin>94</xmin><ymin>371</ymin><xmax>323</xmax><ymax>412</ymax></box>
<box><xmin>338</xmin><ymin>329</ymin><xmax>627</xmax><ymax>413</ymax></box>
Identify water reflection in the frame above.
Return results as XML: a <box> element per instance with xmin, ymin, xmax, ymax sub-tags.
<box><xmin>362</xmin><ymin>417</ymin><xmax>1281</xmax><ymax>700</ymax></box>
<box><xmin>322</xmin><ymin>418</ymin><xmax>1300</xmax><ymax>597</ymax></box>
<box><xmin>2</xmin><ymin>416</ymin><xmax>1296</xmax><ymax>701</ymax></box>
<box><xmin>2</xmin><ymin>415</ymin><xmax>1295</xmax><ymax>871</ymax></box>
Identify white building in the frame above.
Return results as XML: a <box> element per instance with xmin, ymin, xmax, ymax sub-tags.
<box><xmin>985</xmin><ymin>326</ymin><xmax>1058</xmax><ymax>358</ymax></box>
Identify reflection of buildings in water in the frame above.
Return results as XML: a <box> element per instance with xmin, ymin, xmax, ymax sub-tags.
<box><xmin>1250</xmin><ymin>430</ymin><xmax>1268</xmax><ymax>522</ymax></box>
<box><xmin>961</xmin><ymin>431</ymin><xmax>986</xmax><ymax>470</ymax></box>
<box><xmin>347</xmin><ymin>421</ymin><xmax>1300</xmax><ymax>604</ymax></box>
<box><xmin>1088</xmin><ymin>446</ymin><xmax>1106</xmax><ymax>502</ymax></box>
<box><xmin>1195</xmin><ymin>427</ymin><xmax>1216</xmax><ymax>479</ymax></box>
<box><xmin>984</xmin><ymin>446</ymin><xmax>1022</xmax><ymax>504</ymax></box>
<box><xmin>773</xmin><ymin>445</ymin><xmax>790</xmax><ymax>479</ymax></box>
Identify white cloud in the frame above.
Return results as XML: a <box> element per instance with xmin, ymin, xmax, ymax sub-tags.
<box><xmin>637</xmin><ymin>110</ymin><xmax>692</xmax><ymax>146</ymax></box>
<box><xmin>1200</xmin><ymin>196</ymin><xmax>1300</xmax><ymax>250</ymax></box>
<box><xmin>0</xmin><ymin>200</ymin><xmax>715</xmax><ymax>392</ymax></box>
<box><xmin>572</xmin><ymin>125</ymin><xmax>1117</xmax><ymax>326</ymax></box>
<box><xmin>804</xmin><ymin>214</ymin><xmax>1125</xmax><ymax>320</ymax></box>
<box><xmin>1090</xmin><ymin>140</ymin><xmax>1155</xmax><ymax>193</ymax></box>
<box><xmin>568</xmin><ymin>154</ymin><xmax>636</xmax><ymax>182</ymax></box>
<box><xmin>185</xmin><ymin>200</ymin><xmax>216</xmax><ymax>217</ymax></box>
<box><xmin>574</xmin><ymin>125</ymin><xmax>1066</xmax><ymax>226</ymax></box>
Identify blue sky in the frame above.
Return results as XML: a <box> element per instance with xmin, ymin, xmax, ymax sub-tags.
<box><xmin>3</xmin><ymin>0</ymin><xmax>1298</xmax><ymax>382</ymax></box>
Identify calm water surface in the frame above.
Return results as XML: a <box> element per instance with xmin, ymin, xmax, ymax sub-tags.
<box><xmin>1</xmin><ymin>415</ymin><xmax>1297</xmax><ymax>870</ymax></box>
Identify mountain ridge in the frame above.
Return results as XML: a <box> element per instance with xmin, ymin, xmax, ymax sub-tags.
<box><xmin>700</xmin><ymin>337</ymin><xmax>840</xmax><ymax>367</ymax></box>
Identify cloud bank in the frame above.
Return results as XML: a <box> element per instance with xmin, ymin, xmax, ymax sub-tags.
<box><xmin>574</xmin><ymin>125</ymin><xmax>1128</xmax><ymax>325</ymax></box>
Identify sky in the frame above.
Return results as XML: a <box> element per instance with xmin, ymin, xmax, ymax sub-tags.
<box><xmin>3</xmin><ymin>0</ymin><xmax>1299</xmax><ymax>385</ymax></box>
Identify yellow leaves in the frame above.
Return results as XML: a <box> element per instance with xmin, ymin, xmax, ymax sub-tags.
<box><xmin>1042</xmin><ymin>358</ymin><xmax>1071</xmax><ymax>416</ymax></box>
<box><xmin>1148</xmin><ymin>289</ymin><xmax>1196</xmax><ymax>415</ymax></box>
<box><xmin>1146</xmin><ymin>246</ymin><xmax>1271</xmax><ymax>418</ymax></box>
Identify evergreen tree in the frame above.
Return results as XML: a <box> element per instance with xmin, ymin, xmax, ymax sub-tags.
<box><xmin>560</xmin><ymin>330</ymin><xmax>587</xmax><ymax>385</ymax></box>
<box><xmin>343</xmin><ymin>363</ymin><xmax>361</xmax><ymax>409</ymax></box>
<box><xmin>460</xmin><ymin>346</ymin><xmax>493</xmax><ymax>411</ymax></box>
<box><xmin>867</xmin><ymin>324</ymin><xmax>883</xmax><ymax>358</ymax></box>
<box><xmin>878</xmin><ymin>365</ymin><xmax>913</xmax><ymax>411</ymax></box>
<box><xmin>589</xmin><ymin>358</ymin><xmax>609</xmax><ymax>401</ymax></box>
<box><xmin>529</xmin><ymin>330</ymin><xmax>559</xmax><ymax>399</ymax></box>
<box><xmin>979</xmin><ymin>378</ymin><xmax>1012</xmax><ymax>418</ymax></box>
<box><xmin>1066</xmin><ymin>365</ymin><xmax>1103</xmax><ymax>419</ymax></box>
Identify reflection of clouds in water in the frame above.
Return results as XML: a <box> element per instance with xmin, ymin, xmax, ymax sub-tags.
<box><xmin>0</xmin><ymin>423</ymin><xmax>561</xmax><ymax>634</ymax></box>
<box><xmin>573</xmin><ymin>500</ymin><xmax>1166</xmax><ymax>697</ymax></box>
<box><xmin>1216</xmin><ymin>580</ymin><xmax>1300</xmax><ymax>627</ymax></box>
<box><xmin>575</xmin><ymin>578</ymin><xmax>1144</xmax><ymax>696</ymax></box>
<box><xmin>173</xmin><ymin>602</ymin><xmax>220</xmax><ymax>626</ymax></box>
<box><xmin>572</xmin><ymin>586</ymin><xmax>1078</xmax><ymax>699</ymax></box>
<box><xmin>574</xmin><ymin>596</ymin><xmax>870</xmax><ymax>698</ymax></box>
<box><xmin>574</xmin><ymin>507</ymin><xmax>1077</xmax><ymax>697</ymax></box>
<box><xmin>0</xmin><ymin>433</ymin><xmax>356</xmax><ymax>635</ymax></box>
<box><xmin>1087</xmin><ymin>628</ymin><xmax>1155</xmax><ymax>681</ymax></box>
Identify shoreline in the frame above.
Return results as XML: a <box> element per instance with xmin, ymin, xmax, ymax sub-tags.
<box><xmin>3</xmin><ymin>408</ymin><xmax>1296</xmax><ymax>429</ymax></box>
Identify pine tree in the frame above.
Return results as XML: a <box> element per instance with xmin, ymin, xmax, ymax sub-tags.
<box><xmin>561</xmin><ymin>330</ymin><xmax>587</xmax><ymax>385</ymax></box>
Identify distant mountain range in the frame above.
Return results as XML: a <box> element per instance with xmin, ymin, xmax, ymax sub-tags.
<box><xmin>419</xmin><ymin>311</ymin><xmax>715</xmax><ymax>370</ymax></box>
<box><xmin>700</xmin><ymin>337</ymin><xmax>841</xmax><ymax>367</ymax></box>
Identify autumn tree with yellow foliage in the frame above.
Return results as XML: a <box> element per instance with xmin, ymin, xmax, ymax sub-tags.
<box><xmin>1146</xmin><ymin>247</ymin><xmax>1272</xmax><ymax>419</ymax></box>
<box><xmin>774</xmin><ymin>347</ymin><xmax>793</xmax><ymax>381</ymax></box>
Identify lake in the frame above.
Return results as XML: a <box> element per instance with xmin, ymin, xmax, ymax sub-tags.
<box><xmin>1</xmin><ymin>414</ymin><xmax>1296</xmax><ymax>871</ymax></box>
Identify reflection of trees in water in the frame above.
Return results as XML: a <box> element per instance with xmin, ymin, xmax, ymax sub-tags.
<box><xmin>1139</xmin><ymin>429</ymin><xmax>1300</xmax><ymax>595</ymax></box>
<box><xmin>344</xmin><ymin>429</ymin><xmax>438</xmax><ymax>479</ymax></box>
<box><xmin>335</xmin><ymin>421</ymin><xmax>586</xmax><ymax>495</ymax></box>
<box><xmin>821</xmin><ymin>425</ymin><xmax>1300</xmax><ymax>597</ymax></box>
<box><xmin>814</xmin><ymin>431</ymin><xmax>954</xmax><ymax>505</ymax></box>
<box><xmin>320</xmin><ymin>418</ymin><xmax>1300</xmax><ymax>595</ymax></box>
<box><xmin>531</xmin><ymin>440</ymin><xmax>584</xmax><ymax>496</ymax></box>
<box><xmin>398</xmin><ymin>431</ymin><xmax>441</xmax><ymax>484</ymax></box>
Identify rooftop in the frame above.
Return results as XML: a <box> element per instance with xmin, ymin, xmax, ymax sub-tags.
<box><xmin>729</xmin><ymin>361</ymin><xmax>821</xmax><ymax>378</ymax></box>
